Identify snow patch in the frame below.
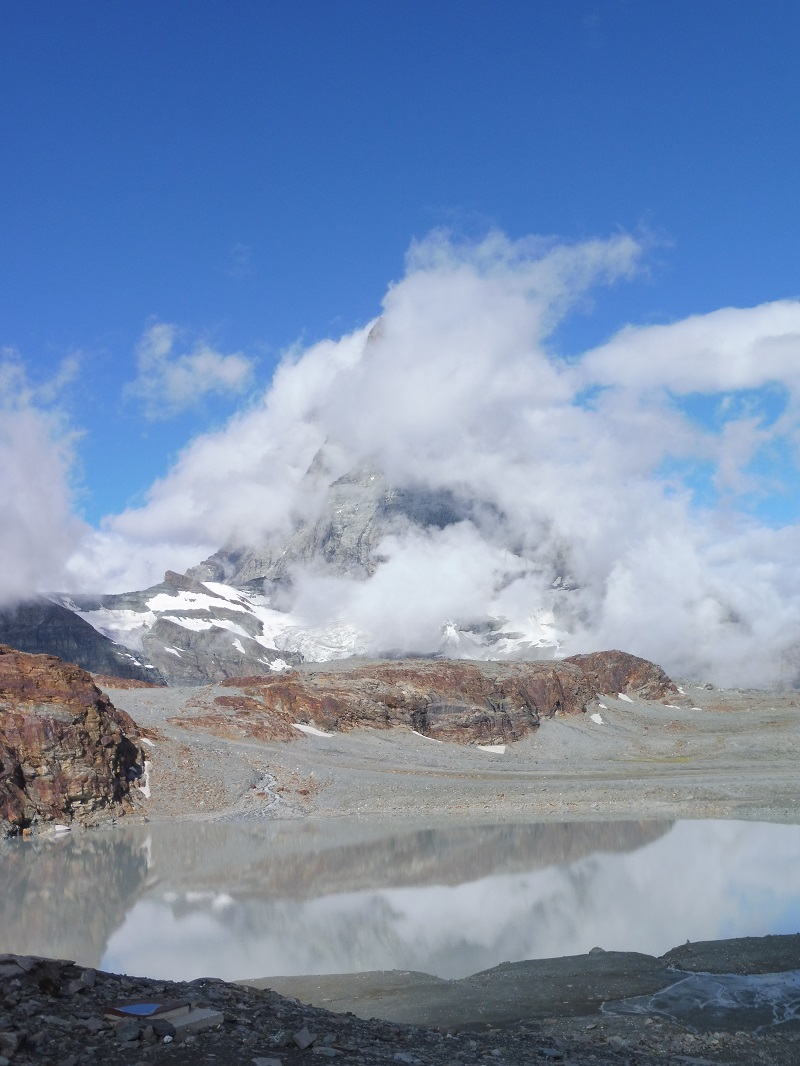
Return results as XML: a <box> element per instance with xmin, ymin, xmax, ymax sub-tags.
<box><xmin>146</xmin><ymin>591</ymin><xmax>249</xmax><ymax>614</ymax></box>
<box><xmin>411</xmin><ymin>730</ymin><xmax>444</xmax><ymax>743</ymax></box>
<box><xmin>293</xmin><ymin>723</ymin><xmax>334</xmax><ymax>738</ymax></box>
<box><xmin>590</xmin><ymin>712</ymin><xmax>604</xmax><ymax>724</ymax></box>
<box><xmin>232</xmin><ymin>638</ymin><xmax>246</xmax><ymax>654</ymax></box>
<box><xmin>477</xmin><ymin>743</ymin><xmax>506</xmax><ymax>753</ymax></box>
<box><xmin>617</xmin><ymin>693</ymin><xmax>634</xmax><ymax>703</ymax></box>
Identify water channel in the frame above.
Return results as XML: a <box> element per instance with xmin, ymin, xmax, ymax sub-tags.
<box><xmin>1</xmin><ymin>818</ymin><xmax>798</xmax><ymax>983</ymax></box>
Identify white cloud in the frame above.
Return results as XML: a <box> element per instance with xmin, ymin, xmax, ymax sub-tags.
<box><xmin>65</xmin><ymin>230</ymin><xmax>800</xmax><ymax>686</ymax></box>
<box><xmin>0</xmin><ymin>353</ymin><xmax>87</xmax><ymax>606</ymax></box>
<box><xmin>582</xmin><ymin>301</ymin><xmax>800</xmax><ymax>394</ymax></box>
<box><xmin>126</xmin><ymin>321</ymin><xmax>255</xmax><ymax>419</ymax></box>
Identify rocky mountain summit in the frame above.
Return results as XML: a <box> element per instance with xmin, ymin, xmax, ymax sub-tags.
<box><xmin>170</xmin><ymin>650</ymin><xmax>679</xmax><ymax>747</ymax></box>
<box><xmin>189</xmin><ymin>458</ymin><xmax>487</xmax><ymax>590</ymax></box>
<box><xmin>0</xmin><ymin>646</ymin><xmax>144</xmax><ymax>836</ymax></box>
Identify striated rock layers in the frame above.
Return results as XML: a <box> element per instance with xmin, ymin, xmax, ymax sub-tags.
<box><xmin>0</xmin><ymin>646</ymin><xmax>144</xmax><ymax>836</ymax></box>
<box><xmin>178</xmin><ymin>649</ymin><xmax>680</xmax><ymax>746</ymax></box>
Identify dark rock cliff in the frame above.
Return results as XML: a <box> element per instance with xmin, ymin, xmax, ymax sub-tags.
<box><xmin>0</xmin><ymin>599</ymin><xmax>164</xmax><ymax>684</ymax></box>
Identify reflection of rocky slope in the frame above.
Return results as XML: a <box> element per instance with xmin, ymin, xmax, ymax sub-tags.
<box><xmin>0</xmin><ymin>599</ymin><xmax>163</xmax><ymax>683</ymax></box>
<box><xmin>0</xmin><ymin>830</ymin><xmax>149</xmax><ymax>967</ymax></box>
<box><xmin>173</xmin><ymin>651</ymin><xmax>679</xmax><ymax>746</ymax></box>
<box><xmin>104</xmin><ymin>818</ymin><xmax>672</xmax><ymax>900</ymax></box>
<box><xmin>0</xmin><ymin>646</ymin><xmax>143</xmax><ymax>835</ymax></box>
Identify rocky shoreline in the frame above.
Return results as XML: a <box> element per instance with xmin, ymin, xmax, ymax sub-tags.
<box><xmin>1</xmin><ymin>937</ymin><xmax>799</xmax><ymax>1066</ymax></box>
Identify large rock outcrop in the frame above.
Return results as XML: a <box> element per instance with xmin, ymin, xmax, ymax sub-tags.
<box><xmin>563</xmin><ymin>650</ymin><xmax>679</xmax><ymax>702</ymax></box>
<box><xmin>172</xmin><ymin>651</ymin><xmax>678</xmax><ymax>746</ymax></box>
<box><xmin>0</xmin><ymin>646</ymin><xmax>144</xmax><ymax>835</ymax></box>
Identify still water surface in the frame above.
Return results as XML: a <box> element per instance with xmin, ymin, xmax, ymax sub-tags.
<box><xmin>1</xmin><ymin>819</ymin><xmax>798</xmax><ymax>982</ymax></box>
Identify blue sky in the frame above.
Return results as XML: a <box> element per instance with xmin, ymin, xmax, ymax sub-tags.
<box><xmin>3</xmin><ymin>1</ymin><xmax>800</xmax><ymax>683</ymax></box>
<box><xmin>3</xmin><ymin>0</ymin><xmax>798</xmax><ymax>520</ymax></box>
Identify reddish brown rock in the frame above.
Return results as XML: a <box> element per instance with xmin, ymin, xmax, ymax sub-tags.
<box><xmin>0</xmin><ymin>645</ymin><xmax>143</xmax><ymax>836</ymax></box>
<box><xmin>563</xmin><ymin>650</ymin><xmax>680</xmax><ymax>702</ymax></box>
<box><xmin>212</xmin><ymin>659</ymin><xmax>594</xmax><ymax>744</ymax></box>
<box><xmin>204</xmin><ymin>653</ymin><xmax>681</xmax><ymax>746</ymax></box>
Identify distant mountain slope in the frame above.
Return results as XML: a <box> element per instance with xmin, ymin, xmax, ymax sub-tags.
<box><xmin>10</xmin><ymin>457</ymin><xmax>582</xmax><ymax>685</ymax></box>
<box><xmin>0</xmin><ymin>599</ymin><xmax>165</xmax><ymax>684</ymax></box>
<box><xmin>68</xmin><ymin>570</ymin><xmax>301</xmax><ymax>685</ymax></box>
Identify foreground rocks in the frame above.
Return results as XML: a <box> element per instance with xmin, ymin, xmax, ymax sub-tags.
<box><xmin>0</xmin><ymin>647</ymin><xmax>144</xmax><ymax>836</ymax></box>
<box><xmin>170</xmin><ymin>651</ymin><xmax>680</xmax><ymax>746</ymax></box>
<box><xmin>0</xmin><ymin>942</ymin><xmax>798</xmax><ymax>1066</ymax></box>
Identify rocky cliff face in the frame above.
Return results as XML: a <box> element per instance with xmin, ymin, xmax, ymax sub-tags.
<box><xmin>0</xmin><ymin>599</ymin><xmax>164</xmax><ymax>683</ymax></box>
<box><xmin>188</xmin><ymin>460</ymin><xmax>482</xmax><ymax>590</ymax></box>
<box><xmin>0</xmin><ymin>646</ymin><xmax>144</xmax><ymax>835</ymax></box>
<box><xmin>171</xmin><ymin>650</ymin><xmax>678</xmax><ymax>746</ymax></box>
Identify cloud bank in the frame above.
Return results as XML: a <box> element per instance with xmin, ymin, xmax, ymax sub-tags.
<box><xmin>14</xmin><ymin>228</ymin><xmax>800</xmax><ymax>686</ymax></box>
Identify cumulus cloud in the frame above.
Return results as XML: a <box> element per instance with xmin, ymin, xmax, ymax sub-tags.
<box><xmin>126</xmin><ymin>321</ymin><xmax>255</xmax><ymax>419</ymax></box>
<box><xmin>0</xmin><ymin>352</ymin><xmax>87</xmax><ymax>606</ymax></box>
<box><xmin>68</xmin><ymin>230</ymin><xmax>800</xmax><ymax>686</ymax></box>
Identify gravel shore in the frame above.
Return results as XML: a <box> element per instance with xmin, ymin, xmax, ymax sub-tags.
<box><xmin>105</xmin><ymin>672</ymin><xmax>800</xmax><ymax>827</ymax></box>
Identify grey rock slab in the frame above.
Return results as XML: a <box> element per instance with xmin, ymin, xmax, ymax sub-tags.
<box><xmin>293</xmin><ymin>1025</ymin><xmax>317</xmax><ymax>1049</ymax></box>
<box><xmin>661</xmin><ymin>934</ymin><xmax>800</xmax><ymax>975</ymax></box>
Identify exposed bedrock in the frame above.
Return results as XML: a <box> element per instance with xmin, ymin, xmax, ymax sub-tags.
<box><xmin>0</xmin><ymin>646</ymin><xmax>144</xmax><ymax>836</ymax></box>
<box><xmin>192</xmin><ymin>649</ymin><xmax>679</xmax><ymax>745</ymax></box>
<box><xmin>562</xmin><ymin>649</ymin><xmax>679</xmax><ymax>702</ymax></box>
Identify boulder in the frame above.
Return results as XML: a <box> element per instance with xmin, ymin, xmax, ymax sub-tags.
<box><xmin>0</xmin><ymin>646</ymin><xmax>143</xmax><ymax>835</ymax></box>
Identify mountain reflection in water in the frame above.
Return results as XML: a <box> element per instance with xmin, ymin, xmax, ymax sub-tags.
<box><xmin>1</xmin><ymin>819</ymin><xmax>798</xmax><ymax>981</ymax></box>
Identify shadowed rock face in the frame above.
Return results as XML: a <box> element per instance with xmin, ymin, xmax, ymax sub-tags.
<box><xmin>196</xmin><ymin>651</ymin><xmax>676</xmax><ymax>745</ymax></box>
<box><xmin>0</xmin><ymin>599</ymin><xmax>164</xmax><ymax>683</ymax></box>
<box><xmin>0</xmin><ymin>646</ymin><xmax>143</xmax><ymax>835</ymax></box>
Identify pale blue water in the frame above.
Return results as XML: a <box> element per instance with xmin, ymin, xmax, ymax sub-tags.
<box><xmin>1</xmin><ymin>818</ymin><xmax>798</xmax><ymax>982</ymax></box>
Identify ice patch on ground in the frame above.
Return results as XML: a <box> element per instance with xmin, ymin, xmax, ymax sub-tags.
<box><xmin>605</xmin><ymin>969</ymin><xmax>800</xmax><ymax>1033</ymax></box>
